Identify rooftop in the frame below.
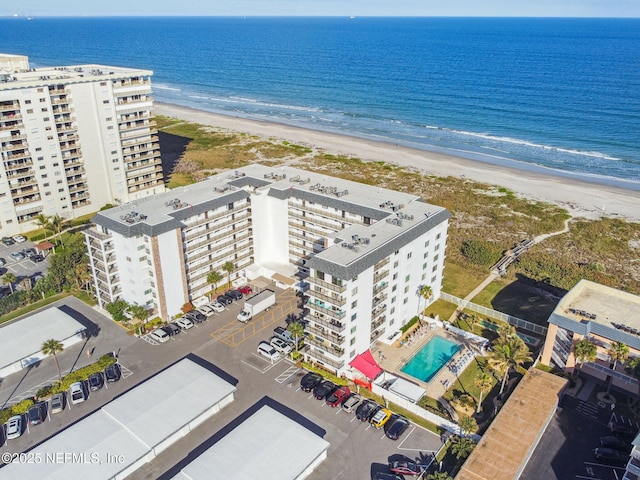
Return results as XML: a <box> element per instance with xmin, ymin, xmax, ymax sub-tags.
<box><xmin>456</xmin><ymin>369</ymin><xmax>567</xmax><ymax>480</ymax></box>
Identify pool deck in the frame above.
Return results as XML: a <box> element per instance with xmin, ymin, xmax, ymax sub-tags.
<box><xmin>373</xmin><ymin>324</ymin><xmax>486</xmax><ymax>400</ymax></box>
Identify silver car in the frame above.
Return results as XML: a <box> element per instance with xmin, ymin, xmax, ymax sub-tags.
<box><xmin>6</xmin><ymin>415</ymin><xmax>22</xmax><ymax>439</ymax></box>
<box><xmin>50</xmin><ymin>392</ymin><xmax>65</xmax><ymax>414</ymax></box>
<box><xmin>341</xmin><ymin>393</ymin><xmax>363</xmax><ymax>413</ymax></box>
<box><xmin>70</xmin><ymin>382</ymin><xmax>86</xmax><ymax>404</ymax></box>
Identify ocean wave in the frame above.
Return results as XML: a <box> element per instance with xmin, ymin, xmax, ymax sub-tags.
<box><xmin>153</xmin><ymin>84</ymin><xmax>181</xmax><ymax>91</ymax></box>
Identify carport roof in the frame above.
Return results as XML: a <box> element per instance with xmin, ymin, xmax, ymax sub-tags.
<box><xmin>171</xmin><ymin>405</ymin><xmax>330</xmax><ymax>480</ymax></box>
<box><xmin>0</xmin><ymin>307</ymin><xmax>86</xmax><ymax>371</ymax></box>
<box><xmin>0</xmin><ymin>357</ymin><xmax>237</xmax><ymax>480</ymax></box>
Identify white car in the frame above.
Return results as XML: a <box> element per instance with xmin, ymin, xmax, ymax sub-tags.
<box><xmin>257</xmin><ymin>341</ymin><xmax>281</xmax><ymax>362</ymax></box>
<box><xmin>237</xmin><ymin>310</ymin><xmax>252</xmax><ymax>323</ymax></box>
<box><xmin>270</xmin><ymin>337</ymin><xmax>293</xmax><ymax>355</ymax></box>
<box><xmin>175</xmin><ymin>317</ymin><xmax>194</xmax><ymax>330</ymax></box>
<box><xmin>149</xmin><ymin>328</ymin><xmax>170</xmax><ymax>343</ymax></box>
<box><xmin>12</xmin><ymin>234</ymin><xmax>26</xmax><ymax>243</ymax></box>
<box><xmin>192</xmin><ymin>296</ymin><xmax>209</xmax><ymax>308</ymax></box>
<box><xmin>198</xmin><ymin>304</ymin><xmax>217</xmax><ymax>316</ymax></box>
<box><xmin>69</xmin><ymin>382</ymin><xmax>86</xmax><ymax>405</ymax></box>
<box><xmin>207</xmin><ymin>301</ymin><xmax>225</xmax><ymax>313</ymax></box>
<box><xmin>6</xmin><ymin>415</ymin><xmax>22</xmax><ymax>439</ymax></box>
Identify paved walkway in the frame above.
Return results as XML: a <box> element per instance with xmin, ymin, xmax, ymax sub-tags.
<box><xmin>447</xmin><ymin>273</ymin><xmax>499</xmax><ymax>322</ymax></box>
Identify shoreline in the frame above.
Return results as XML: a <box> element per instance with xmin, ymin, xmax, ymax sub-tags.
<box><xmin>154</xmin><ymin>102</ymin><xmax>640</xmax><ymax>223</ymax></box>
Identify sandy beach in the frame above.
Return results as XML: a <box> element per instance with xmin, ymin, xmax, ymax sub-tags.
<box><xmin>154</xmin><ymin>102</ymin><xmax>640</xmax><ymax>223</ymax></box>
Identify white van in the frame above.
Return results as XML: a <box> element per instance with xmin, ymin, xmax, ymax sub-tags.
<box><xmin>149</xmin><ymin>328</ymin><xmax>170</xmax><ymax>343</ymax></box>
<box><xmin>257</xmin><ymin>341</ymin><xmax>281</xmax><ymax>362</ymax></box>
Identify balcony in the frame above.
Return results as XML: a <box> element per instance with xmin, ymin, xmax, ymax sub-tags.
<box><xmin>306</xmin><ymin>336</ymin><xmax>345</xmax><ymax>356</ymax></box>
<box><xmin>121</xmin><ymin>134</ymin><xmax>158</xmax><ymax>147</ymax></box>
<box><xmin>371</xmin><ymin>327</ymin><xmax>386</xmax><ymax>343</ymax></box>
<box><xmin>373</xmin><ymin>270</ymin><xmax>389</xmax><ymax>284</ymax></box>
<box><xmin>307</xmin><ymin>312</ymin><xmax>346</xmax><ymax>333</ymax></box>
<box><xmin>375</xmin><ymin>257</ymin><xmax>390</xmax><ymax>271</ymax></box>
<box><xmin>5</xmin><ymin>168</ymin><xmax>35</xmax><ymax>180</ymax></box>
<box><xmin>307</xmin><ymin>301</ymin><xmax>346</xmax><ymax>320</ymax></box>
<box><xmin>123</xmin><ymin>150</ymin><xmax>159</xmax><ymax>164</ymax></box>
<box><xmin>1</xmin><ymin>141</ymin><xmax>27</xmax><ymax>152</ymax></box>
<box><xmin>183</xmin><ymin>205</ymin><xmax>250</xmax><ymax>233</ymax></box>
<box><xmin>373</xmin><ymin>281</ymin><xmax>388</xmax><ymax>296</ymax></box>
<box><xmin>288</xmin><ymin>220</ymin><xmax>334</xmax><ymax>239</ymax></box>
<box><xmin>184</xmin><ymin>212</ymin><xmax>251</xmax><ymax>244</ymax></box>
<box><xmin>372</xmin><ymin>305</ymin><xmax>387</xmax><ymax>320</ymax></box>
<box><xmin>119</xmin><ymin>120</ymin><xmax>156</xmax><ymax>132</ymax></box>
<box><xmin>0</xmin><ymin>101</ymin><xmax>20</xmax><ymax>112</ymax></box>
<box><xmin>372</xmin><ymin>315</ymin><xmax>386</xmax><ymax>331</ymax></box>
<box><xmin>306</xmin><ymin>349</ymin><xmax>345</xmax><ymax>370</ymax></box>
<box><xmin>372</xmin><ymin>293</ymin><xmax>388</xmax><ymax>309</ymax></box>
<box><xmin>308</xmin><ymin>289</ymin><xmax>346</xmax><ymax>307</ymax></box>
<box><xmin>186</xmin><ymin>231</ymin><xmax>252</xmax><ymax>263</ymax></box>
<box><xmin>306</xmin><ymin>325</ymin><xmax>345</xmax><ymax>345</ymax></box>
<box><xmin>289</xmin><ymin>209</ymin><xmax>343</xmax><ymax>232</ymax></box>
<box><xmin>307</xmin><ymin>275</ymin><xmax>346</xmax><ymax>293</ymax></box>
<box><xmin>117</xmin><ymin>95</ymin><xmax>154</xmax><ymax>106</ymax></box>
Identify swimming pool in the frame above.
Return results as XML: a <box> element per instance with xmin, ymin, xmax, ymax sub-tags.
<box><xmin>401</xmin><ymin>336</ymin><xmax>462</xmax><ymax>383</ymax></box>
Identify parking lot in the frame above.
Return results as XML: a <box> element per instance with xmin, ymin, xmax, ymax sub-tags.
<box><xmin>0</xmin><ymin>236</ymin><xmax>50</xmax><ymax>292</ymax></box>
<box><xmin>1</xmin><ymin>290</ymin><xmax>444</xmax><ymax>479</ymax></box>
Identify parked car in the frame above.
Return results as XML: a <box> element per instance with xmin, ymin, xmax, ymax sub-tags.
<box><xmin>217</xmin><ymin>294</ymin><xmax>233</xmax><ymax>306</ymax></box>
<box><xmin>50</xmin><ymin>392</ymin><xmax>65</xmax><ymax>414</ymax></box>
<box><xmin>226</xmin><ymin>289</ymin><xmax>243</xmax><ymax>301</ymax></box>
<box><xmin>104</xmin><ymin>364</ymin><xmax>122</xmax><ymax>383</ymax></box>
<box><xmin>28</xmin><ymin>402</ymin><xmax>46</xmax><ymax>426</ymax></box>
<box><xmin>70</xmin><ymin>382</ymin><xmax>86</xmax><ymax>404</ymax></box>
<box><xmin>300</xmin><ymin>372</ymin><xmax>323</xmax><ymax>392</ymax></box>
<box><xmin>208</xmin><ymin>301</ymin><xmax>225</xmax><ymax>312</ymax></box>
<box><xmin>162</xmin><ymin>323</ymin><xmax>181</xmax><ymax>336</ymax></box>
<box><xmin>1</xmin><ymin>236</ymin><xmax>14</xmax><ymax>246</ymax></box>
<box><xmin>326</xmin><ymin>386</ymin><xmax>351</xmax><ymax>407</ymax></box>
<box><xmin>22</xmin><ymin>248</ymin><xmax>36</xmax><ymax>258</ymax></box>
<box><xmin>5</xmin><ymin>415</ymin><xmax>22</xmax><ymax>439</ymax></box>
<box><xmin>238</xmin><ymin>285</ymin><xmax>253</xmax><ymax>295</ymax></box>
<box><xmin>198</xmin><ymin>304</ymin><xmax>217</xmax><ymax>316</ymax></box>
<box><xmin>0</xmin><ymin>258</ymin><xmax>4</xmax><ymax>266</ymax></box>
<box><xmin>356</xmin><ymin>400</ymin><xmax>380</xmax><ymax>422</ymax></box>
<box><xmin>192</xmin><ymin>296</ymin><xmax>209</xmax><ymax>308</ymax></box>
<box><xmin>370</xmin><ymin>408</ymin><xmax>393</xmax><ymax>429</ymax></box>
<box><xmin>88</xmin><ymin>372</ymin><xmax>104</xmax><ymax>391</ymax></box>
<box><xmin>270</xmin><ymin>337</ymin><xmax>293</xmax><ymax>355</ymax></box>
<box><xmin>12</xmin><ymin>234</ymin><xmax>26</xmax><ymax>243</ymax></box>
<box><xmin>341</xmin><ymin>393</ymin><xmax>363</xmax><ymax>413</ymax></box>
<box><xmin>384</xmin><ymin>415</ymin><xmax>411</xmax><ymax>440</ymax></box>
<box><xmin>30</xmin><ymin>254</ymin><xmax>45</xmax><ymax>263</ymax></box>
<box><xmin>608</xmin><ymin>421</ymin><xmax>637</xmax><ymax>437</ymax></box>
<box><xmin>149</xmin><ymin>328</ymin><xmax>171</xmax><ymax>343</ymax></box>
<box><xmin>313</xmin><ymin>380</ymin><xmax>337</xmax><ymax>400</ymax></box>
<box><xmin>185</xmin><ymin>310</ymin><xmax>206</xmax><ymax>323</ymax></box>
<box><xmin>593</xmin><ymin>447</ymin><xmax>629</xmax><ymax>463</ymax></box>
<box><xmin>176</xmin><ymin>317</ymin><xmax>194</xmax><ymax>330</ymax></box>
<box><xmin>257</xmin><ymin>341</ymin><xmax>281</xmax><ymax>362</ymax></box>
<box><xmin>389</xmin><ymin>461</ymin><xmax>422</xmax><ymax>476</ymax></box>
<box><xmin>373</xmin><ymin>473</ymin><xmax>403</xmax><ymax>480</ymax></box>
<box><xmin>600</xmin><ymin>435</ymin><xmax>631</xmax><ymax>451</ymax></box>
<box><xmin>9</xmin><ymin>251</ymin><xmax>24</xmax><ymax>261</ymax></box>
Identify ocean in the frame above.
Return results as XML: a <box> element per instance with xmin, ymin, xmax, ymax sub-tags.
<box><xmin>1</xmin><ymin>16</ymin><xmax>639</xmax><ymax>189</ymax></box>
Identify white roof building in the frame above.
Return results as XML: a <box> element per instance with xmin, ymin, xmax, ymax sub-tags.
<box><xmin>0</xmin><ymin>357</ymin><xmax>237</xmax><ymax>480</ymax></box>
<box><xmin>0</xmin><ymin>306</ymin><xmax>86</xmax><ymax>379</ymax></box>
<box><xmin>171</xmin><ymin>405</ymin><xmax>330</xmax><ymax>480</ymax></box>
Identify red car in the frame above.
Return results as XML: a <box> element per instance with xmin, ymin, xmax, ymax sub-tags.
<box><xmin>389</xmin><ymin>461</ymin><xmax>422</xmax><ymax>476</ymax></box>
<box><xmin>326</xmin><ymin>386</ymin><xmax>351</xmax><ymax>407</ymax></box>
<box><xmin>238</xmin><ymin>285</ymin><xmax>253</xmax><ymax>295</ymax></box>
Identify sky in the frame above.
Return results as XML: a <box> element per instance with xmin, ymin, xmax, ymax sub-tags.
<box><xmin>1</xmin><ymin>0</ymin><xmax>639</xmax><ymax>18</ymax></box>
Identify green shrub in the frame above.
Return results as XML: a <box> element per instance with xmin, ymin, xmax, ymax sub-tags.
<box><xmin>460</xmin><ymin>239</ymin><xmax>504</xmax><ymax>267</ymax></box>
<box><xmin>36</xmin><ymin>385</ymin><xmax>54</xmax><ymax>399</ymax></box>
<box><xmin>400</xmin><ymin>316</ymin><xmax>419</xmax><ymax>333</ymax></box>
<box><xmin>11</xmin><ymin>398</ymin><xmax>34</xmax><ymax>415</ymax></box>
<box><xmin>29</xmin><ymin>233</ymin><xmax>47</xmax><ymax>242</ymax></box>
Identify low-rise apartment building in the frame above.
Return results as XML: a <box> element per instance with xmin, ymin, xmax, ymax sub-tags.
<box><xmin>0</xmin><ymin>53</ymin><xmax>164</xmax><ymax>236</ymax></box>
<box><xmin>85</xmin><ymin>164</ymin><xmax>450</xmax><ymax>375</ymax></box>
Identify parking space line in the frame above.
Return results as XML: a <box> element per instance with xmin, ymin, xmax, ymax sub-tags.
<box><xmin>275</xmin><ymin>366</ymin><xmax>299</xmax><ymax>384</ymax></box>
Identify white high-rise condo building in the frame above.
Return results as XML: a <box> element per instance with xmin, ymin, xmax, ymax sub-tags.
<box><xmin>85</xmin><ymin>165</ymin><xmax>450</xmax><ymax>375</ymax></box>
<box><xmin>0</xmin><ymin>54</ymin><xmax>164</xmax><ymax>236</ymax></box>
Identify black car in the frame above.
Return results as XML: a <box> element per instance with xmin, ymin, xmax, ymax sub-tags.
<box><xmin>313</xmin><ymin>380</ymin><xmax>337</xmax><ymax>400</ymax></box>
<box><xmin>104</xmin><ymin>363</ymin><xmax>121</xmax><ymax>383</ymax></box>
<box><xmin>1</xmin><ymin>237</ymin><xmax>14</xmax><ymax>246</ymax></box>
<box><xmin>161</xmin><ymin>324</ymin><xmax>181</xmax><ymax>336</ymax></box>
<box><xmin>384</xmin><ymin>415</ymin><xmax>410</xmax><ymax>440</ymax></box>
<box><xmin>600</xmin><ymin>435</ymin><xmax>631</xmax><ymax>451</ymax></box>
<box><xmin>225</xmin><ymin>289</ymin><xmax>243</xmax><ymax>301</ymax></box>
<box><xmin>31</xmin><ymin>254</ymin><xmax>45</xmax><ymax>263</ymax></box>
<box><xmin>300</xmin><ymin>372</ymin><xmax>323</xmax><ymax>392</ymax></box>
<box><xmin>185</xmin><ymin>310</ymin><xmax>207</xmax><ymax>323</ymax></box>
<box><xmin>28</xmin><ymin>402</ymin><xmax>46</xmax><ymax>426</ymax></box>
<box><xmin>88</xmin><ymin>372</ymin><xmax>104</xmax><ymax>391</ymax></box>
<box><xmin>593</xmin><ymin>447</ymin><xmax>629</xmax><ymax>463</ymax></box>
<box><xmin>356</xmin><ymin>400</ymin><xmax>380</xmax><ymax>422</ymax></box>
<box><xmin>217</xmin><ymin>294</ymin><xmax>234</xmax><ymax>306</ymax></box>
<box><xmin>608</xmin><ymin>421</ymin><xmax>637</xmax><ymax>437</ymax></box>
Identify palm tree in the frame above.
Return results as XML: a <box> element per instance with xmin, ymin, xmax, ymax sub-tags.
<box><xmin>222</xmin><ymin>261</ymin><xmax>235</xmax><ymax>288</ymax></box>
<box><xmin>572</xmin><ymin>339</ymin><xmax>597</xmax><ymax>378</ymax></box>
<box><xmin>128</xmin><ymin>305</ymin><xmax>151</xmax><ymax>335</ymax></box>
<box><xmin>418</xmin><ymin>284</ymin><xmax>433</xmax><ymax>317</ymax></box>
<box><xmin>2</xmin><ymin>272</ymin><xmax>16</xmax><ymax>294</ymax></box>
<box><xmin>474</xmin><ymin>371</ymin><xmax>493</xmax><ymax>413</ymax></box>
<box><xmin>625</xmin><ymin>357</ymin><xmax>640</xmax><ymax>404</ymax></box>
<box><xmin>48</xmin><ymin>214</ymin><xmax>66</xmax><ymax>244</ymax></box>
<box><xmin>450</xmin><ymin>435</ymin><xmax>476</xmax><ymax>459</ymax></box>
<box><xmin>287</xmin><ymin>321</ymin><xmax>305</xmax><ymax>358</ymax></box>
<box><xmin>489</xmin><ymin>337</ymin><xmax>532</xmax><ymax>394</ymax></box>
<box><xmin>34</xmin><ymin>213</ymin><xmax>51</xmax><ymax>233</ymax></box>
<box><xmin>207</xmin><ymin>271</ymin><xmax>223</xmax><ymax>299</ymax></box>
<box><xmin>606</xmin><ymin>341</ymin><xmax>630</xmax><ymax>394</ymax></box>
<box><xmin>497</xmin><ymin>323</ymin><xmax>518</xmax><ymax>341</ymax></box>
<box><xmin>426</xmin><ymin>472</ymin><xmax>453</xmax><ymax>480</ymax></box>
<box><xmin>41</xmin><ymin>338</ymin><xmax>64</xmax><ymax>381</ymax></box>
<box><xmin>458</xmin><ymin>414</ymin><xmax>477</xmax><ymax>436</ymax></box>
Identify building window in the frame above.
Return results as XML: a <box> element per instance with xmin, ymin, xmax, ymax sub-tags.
<box><xmin>26</xmin><ymin>108</ymin><xmax>33</xmax><ymax>114</ymax></box>
<box><xmin>391</xmin><ymin>296</ymin><xmax>397</xmax><ymax>304</ymax></box>
<box><xmin>393</xmin><ymin>273</ymin><xmax>398</xmax><ymax>280</ymax></box>
<box><xmin>433</xmin><ymin>254</ymin><xmax>439</xmax><ymax>262</ymax></box>
<box><xmin>392</xmin><ymin>285</ymin><xmax>397</xmax><ymax>292</ymax></box>
<box><xmin>351</xmin><ymin>300</ymin><xmax>357</xmax><ymax>308</ymax></box>
<box><xmin>405</xmin><ymin>275</ymin><xmax>410</xmax><ymax>282</ymax></box>
<box><xmin>422</xmin><ymin>273</ymin><xmax>427</xmax><ymax>281</ymax></box>
<box><xmin>435</xmin><ymin>244</ymin><xmax>440</xmax><ymax>251</ymax></box>
<box><xmin>423</xmin><ymin>252</ymin><xmax>428</xmax><ymax>259</ymax></box>
<box><xmin>393</xmin><ymin>261</ymin><xmax>399</xmax><ymax>268</ymax></box>
<box><xmin>25</xmin><ymin>99</ymin><xmax>31</xmax><ymax>104</ymax></box>
<box><xmin>432</xmin><ymin>265</ymin><xmax>438</xmax><ymax>272</ymax></box>
<box><xmin>137</xmin><ymin>245</ymin><xmax>145</xmax><ymax>250</ymax></box>
<box><xmin>103</xmin><ymin>100</ymin><xmax>110</xmax><ymax>104</ymax></box>
<box><xmin>100</xmin><ymin>82</ymin><xmax>107</xmax><ymax>86</ymax></box>
<box><xmin>351</xmin><ymin>287</ymin><xmax>358</xmax><ymax>295</ymax></box>
<box><xmin>144</xmin><ymin>289</ymin><xmax>152</xmax><ymax>295</ymax></box>
<box><xmin>425</xmin><ymin>240</ymin><xmax>430</xmax><ymax>247</ymax></box>
<box><xmin>431</xmin><ymin>275</ymin><xmax>437</xmax><ymax>283</ymax></box>
<box><xmin>58</xmin><ymin>188</ymin><xmax>64</xmax><ymax>193</ymax></box>
<box><xmin>350</xmin><ymin>338</ymin><xmax>356</xmax><ymax>346</ymax></box>
<box><xmin>436</xmin><ymin>233</ymin><xmax>441</xmax><ymax>240</ymax></box>
<box><xmin>407</xmin><ymin>252</ymin><xmax>412</xmax><ymax>259</ymax></box>
<box><xmin>351</xmin><ymin>313</ymin><xmax>357</xmax><ymax>321</ymax></box>
<box><xmin>403</xmin><ymin>297</ymin><xmax>409</xmax><ymax>304</ymax></box>
<box><xmin>390</xmin><ymin>307</ymin><xmax>395</xmax><ymax>315</ymax></box>
<box><xmin>351</xmin><ymin>326</ymin><xmax>357</xmax><ymax>334</ymax></box>
<box><xmin>404</xmin><ymin>285</ymin><xmax>409</xmax><ymax>293</ymax></box>
<box><xmin>139</xmin><ymin>256</ymin><xmax>147</xmax><ymax>262</ymax></box>
<box><xmin>126</xmin><ymin>256</ymin><xmax>131</xmax><ymax>262</ymax></box>
<box><xmin>423</xmin><ymin>262</ymin><xmax>427</xmax><ymax>270</ymax></box>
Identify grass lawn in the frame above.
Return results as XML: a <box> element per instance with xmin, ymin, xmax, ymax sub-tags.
<box><xmin>472</xmin><ymin>278</ymin><xmax>559</xmax><ymax>326</ymax></box>
<box><xmin>442</xmin><ymin>261</ymin><xmax>488</xmax><ymax>298</ymax></box>
<box><xmin>443</xmin><ymin>356</ymin><xmax>500</xmax><ymax>417</ymax></box>
<box><xmin>424</xmin><ymin>299</ymin><xmax>458</xmax><ymax>322</ymax></box>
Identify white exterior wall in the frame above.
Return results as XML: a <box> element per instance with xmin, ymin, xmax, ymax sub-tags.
<box><xmin>347</xmin><ymin>268</ymin><xmax>374</xmax><ymax>361</ymax></box>
<box><xmin>156</xmin><ymin>229</ymin><xmax>187</xmax><ymax>317</ymax></box>
<box><xmin>251</xmin><ymin>189</ymin><xmax>289</xmax><ymax>267</ymax></box>
<box><xmin>111</xmin><ymin>233</ymin><xmax>151</xmax><ymax>307</ymax></box>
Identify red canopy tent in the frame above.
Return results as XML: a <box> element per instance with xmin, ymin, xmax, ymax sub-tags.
<box><xmin>349</xmin><ymin>350</ymin><xmax>383</xmax><ymax>380</ymax></box>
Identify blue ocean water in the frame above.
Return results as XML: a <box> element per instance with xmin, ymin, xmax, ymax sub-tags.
<box><xmin>1</xmin><ymin>17</ymin><xmax>639</xmax><ymax>188</ymax></box>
